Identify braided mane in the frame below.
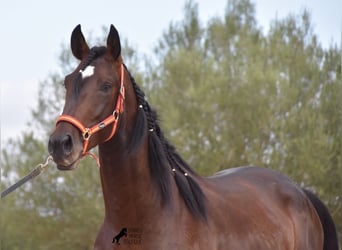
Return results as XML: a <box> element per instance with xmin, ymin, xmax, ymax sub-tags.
<box><xmin>126</xmin><ymin>66</ymin><xmax>207</xmax><ymax>221</ymax></box>
<box><xmin>80</xmin><ymin>49</ymin><xmax>207</xmax><ymax>221</ymax></box>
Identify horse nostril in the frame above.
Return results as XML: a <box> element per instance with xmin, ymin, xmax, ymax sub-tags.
<box><xmin>62</xmin><ymin>134</ymin><xmax>73</xmax><ymax>155</ymax></box>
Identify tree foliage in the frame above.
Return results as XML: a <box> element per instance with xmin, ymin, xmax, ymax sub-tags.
<box><xmin>1</xmin><ymin>0</ymin><xmax>341</xmax><ymax>247</ymax></box>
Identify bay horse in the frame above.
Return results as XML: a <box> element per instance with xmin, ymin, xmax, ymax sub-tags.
<box><xmin>48</xmin><ymin>25</ymin><xmax>339</xmax><ymax>250</ymax></box>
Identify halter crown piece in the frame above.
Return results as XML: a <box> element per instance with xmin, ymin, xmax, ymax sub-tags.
<box><xmin>56</xmin><ymin>64</ymin><xmax>125</xmax><ymax>166</ymax></box>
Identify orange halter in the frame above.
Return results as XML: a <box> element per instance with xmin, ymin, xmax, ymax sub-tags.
<box><xmin>56</xmin><ymin>64</ymin><xmax>125</xmax><ymax>163</ymax></box>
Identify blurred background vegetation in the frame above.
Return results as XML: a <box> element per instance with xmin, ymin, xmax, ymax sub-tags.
<box><xmin>1</xmin><ymin>0</ymin><xmax>341</xmax><ymax>248</ymax></box>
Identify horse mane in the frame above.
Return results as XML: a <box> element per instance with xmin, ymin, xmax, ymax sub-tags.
<box><xmin>80</xmin><ymin>49</ymin><xmax>207</xmax><ymax>221</ymax></box>
<box><xmin>125</xmin><ymin>65</ymin><xmax>207</xmax><ymax>221</ymax></box>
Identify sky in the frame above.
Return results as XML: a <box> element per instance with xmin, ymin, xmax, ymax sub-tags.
<box><xmin>1</xmin><ymin>0</ymin><xmax>341</xmax><ymax>145</ymax></box>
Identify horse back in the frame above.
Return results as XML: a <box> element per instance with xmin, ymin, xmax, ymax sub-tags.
<box><xmin>202</xmin><ymin>166</ymin><xmax>323</xmax><ymax>250</ymax></box>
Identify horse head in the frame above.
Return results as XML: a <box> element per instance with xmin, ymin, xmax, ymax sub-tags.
<box><xmin>48</xmin><ymin>25</ymin><xmax>127</xmax><ymax>170</ymax></box>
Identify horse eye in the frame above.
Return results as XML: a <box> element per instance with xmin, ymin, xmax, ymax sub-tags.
<box><xmin>100</xmin><ymin>82</ymin><xmax>112</xmax><ymax>92</ymax></box>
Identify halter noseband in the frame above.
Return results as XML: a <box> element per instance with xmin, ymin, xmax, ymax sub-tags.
<box><xmin>56</xmin><ymin>64</ymin><xmax>125</xmax><ymax>156</ymax></box>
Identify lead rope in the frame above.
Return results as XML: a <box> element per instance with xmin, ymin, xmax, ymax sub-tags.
<box><xmin>1</xmin><ymin>155</ymin><xmax>53</xmax><ymax>199</ymax></box>
<box><xmin>1</xmin><ymin>152</ymin><xmax>100</xmax><ymax>199</ymax></box>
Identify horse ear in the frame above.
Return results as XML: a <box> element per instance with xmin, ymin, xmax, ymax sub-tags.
<box><xmin>71</xmin><ymin>24</ymin><xmax>90</xmax><ymax>60</ymax></box>
<box><xmin>106</xmin><ymin>24</ymin><xmax>121</xmax><ymax>60</ymax></box>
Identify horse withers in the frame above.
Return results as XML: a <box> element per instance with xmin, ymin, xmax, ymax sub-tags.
<box><xmin>48</xmin><ymin>24</ymin><xmax>339</xmax><ymax>249</ymax></box>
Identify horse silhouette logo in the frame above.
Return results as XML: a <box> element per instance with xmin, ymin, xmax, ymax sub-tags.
<box><xmin>112</xmin><ymin>228</ymin><xmax>128</xmax><ymax>245</ymax></box>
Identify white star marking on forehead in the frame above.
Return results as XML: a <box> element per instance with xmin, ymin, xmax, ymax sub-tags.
<box><xmin>80</xmin><ymin>65</ymin><xmax>95</xmax><ymax>79</ymax></box>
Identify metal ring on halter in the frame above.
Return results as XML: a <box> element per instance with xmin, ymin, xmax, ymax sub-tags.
<box><xmin>113</xmin><ymin>110</ymin><xmax>119</xmax><ymax>120</ymax></box>
<box><xmin>82</xmin><ymin>128</ymin><xmax>91</xmax><ymax>140</ymax></box>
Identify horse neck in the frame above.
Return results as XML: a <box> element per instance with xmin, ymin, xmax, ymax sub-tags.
<box><xmin>98</xmin><ymin>135</ymin><xmax>182</xmax><ymax>229</ymax></box>
<box><xmin>98</xmin><ymin>141</ymin><xmax>154</xmax><ymax>221</ymax></box>
<box><xmin>96</xmin><ymin>72</ymin><xmax>176</xmax><ymax>225</ymax></box>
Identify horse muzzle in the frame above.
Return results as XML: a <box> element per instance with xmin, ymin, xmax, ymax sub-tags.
<box><xmin>48</xmin><ymin>128</ymin><xmax>83</xmax><ymax>170</ymax></box>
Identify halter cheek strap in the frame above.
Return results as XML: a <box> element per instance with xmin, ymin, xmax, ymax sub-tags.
<box><xmin>56</xmin><ymin>64</ymin><xmax>125</xmax><ymax>159</ymax></box>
